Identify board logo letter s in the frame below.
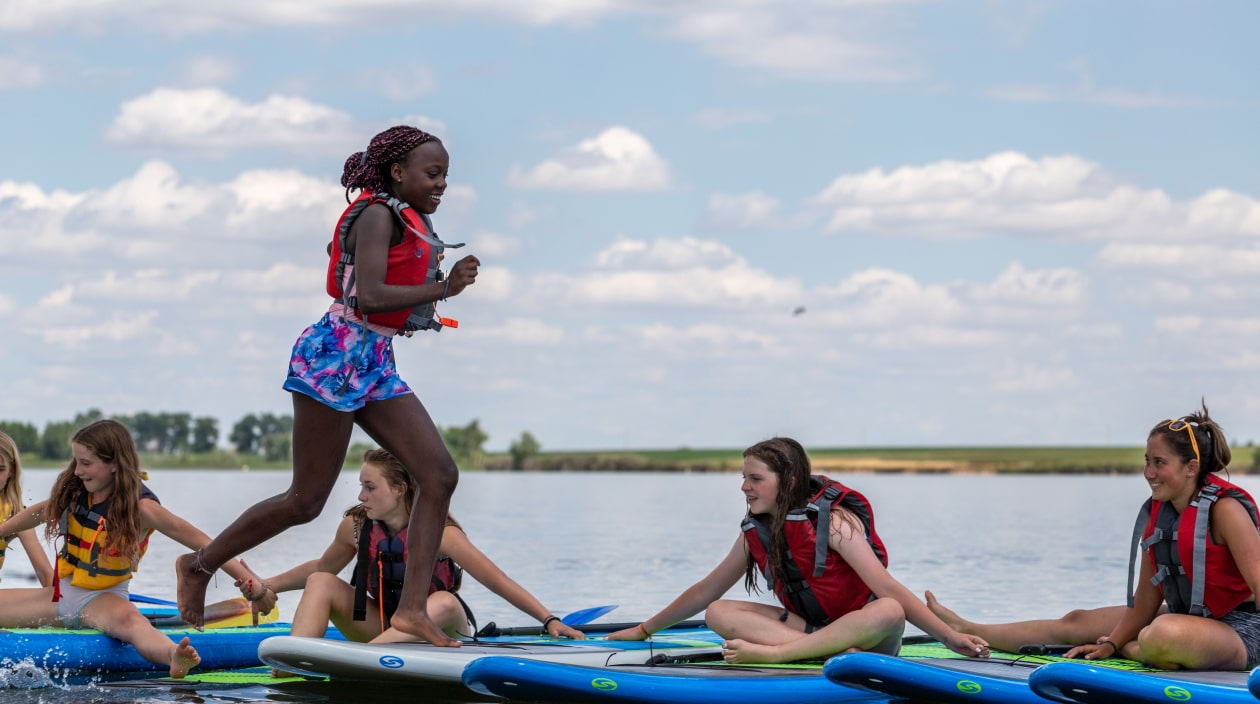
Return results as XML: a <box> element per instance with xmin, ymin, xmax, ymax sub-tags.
<box><xmin>956</xmin><ymin>679</ymin><xmax>982</xmax><ymax>695</ymax></box>
<box><xmin>1163</xmin><ymin>685</ymin><xmax>1191</xmax><ymax>701</ymax></box>
<box><xmin>591</xmin><ymin>677</ymin><xmax>618</xmax><ymax>692</ymax></box>
<box><xmin>379</xmin><ymin>655</ymin><xmax>405</xmax><ymax>669</ymax></box>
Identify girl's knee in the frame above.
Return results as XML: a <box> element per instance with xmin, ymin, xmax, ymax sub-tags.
<box><xmin>702</xmin><ymin>599</ymin><xmax>740</xmax><ymax>629</ymax></box>
<box><xmin>869</xmin><ymin>597</ymin><xmax>906</xmax><ymax>631</ymax></box>
<box><xmin>427</xmin><ymin>592</ymin><xmax>464</xmax><ymax>627</ymax></box>
<box><xmin>302</xmin><ymin>571</ymin><xmax>344</xmax><ymax>596</ymax></box>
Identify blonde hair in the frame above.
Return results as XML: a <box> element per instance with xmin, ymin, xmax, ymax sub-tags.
<box><xmin>0</xmin><ymin>432</ymin><xmax>22</xmax><ymax>519</ymax></box>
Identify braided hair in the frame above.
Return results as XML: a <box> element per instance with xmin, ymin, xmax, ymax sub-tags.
<box><xmin>340</xmin><ymin>125</ymin><xmax>440</xmax><ymax>203</ymax></box>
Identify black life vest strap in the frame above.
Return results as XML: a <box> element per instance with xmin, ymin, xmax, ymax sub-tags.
<box><xmin>351</xmin><ymin>517</ymin><xmax>373</xmax><ymax>622</ymax></box>
<box><xmin>741</xmin><ymin>515</ymin><xmax>832</xmax><ymax>628</ymax></box>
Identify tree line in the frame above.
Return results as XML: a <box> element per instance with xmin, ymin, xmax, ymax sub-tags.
<box><xmin>0</xmin><ymin>410</ymin><xmax>541</xmax><ymax>469</ymax></box>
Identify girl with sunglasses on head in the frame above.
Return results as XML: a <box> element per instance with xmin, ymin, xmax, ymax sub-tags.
<box><xmin>929</xmin><ymin>402</ymin><xmax>1260</xmax><ymax>670</ymax></box>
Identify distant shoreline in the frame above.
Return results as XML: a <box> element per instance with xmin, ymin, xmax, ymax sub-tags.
<box><xmin>23</xmin><ymin>445</ymin><xmax>1249</xmax><ymax>474</ymax></box>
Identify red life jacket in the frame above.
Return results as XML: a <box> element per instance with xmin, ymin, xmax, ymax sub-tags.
<box><xmin>350</xmin><ymin>518</ymin><xmax>463</xmax><ymax>627</ymax></box>
<box><xmin>1128</xmin><ymin>473</ymin><xmax>1259</xmax><ymax>618</ymax></box>
<box><xmin>325</xmin><ymin>191</ymin><xmax>462</xmax><ymax>333</ymax></box>
<box><xmin>742</xmin><ymin>476</ymin><xmax>888</xmax><ymax>628</ymax></box>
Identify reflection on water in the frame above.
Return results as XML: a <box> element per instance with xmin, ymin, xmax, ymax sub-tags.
<box><xmin>7</xmin><ymin>468</ymin><xmax>1255</xmax><ymax>703</ymax></box>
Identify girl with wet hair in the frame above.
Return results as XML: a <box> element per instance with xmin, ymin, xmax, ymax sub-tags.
<box><xmin>607</xmin><ymin>437</ymin><xmax>988</xmax><ymax>664</ymax></box>
<box><xmin>929</xmin><ymin>402</ymin><xmax>1260</xmax><ymax>670</ymax></box>
<box><xmin>177</xmin><ymin>125</ymin><xmax>480</xmax><ymax>646</ymax></box>
<box><xmin>250</xmin><ymin>449</ymin><xmax>584</xmax><ymax>648</ymax></box>
<box><xmin>0</xmin><ymin>432</ymin><xmax>53</xmax><ymax>586</ymax></box>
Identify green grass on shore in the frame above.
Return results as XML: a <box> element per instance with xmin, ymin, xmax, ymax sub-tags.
<box><xmin>22</xmin><ymin>445</ymin><xmax>1259</xmax><ymax>473</ymax></box>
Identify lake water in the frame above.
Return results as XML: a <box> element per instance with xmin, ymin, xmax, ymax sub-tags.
<box><xmin>5</xmin><ymin>468</ymin><xmax>1257</xmax><ymax>702</ymax></box>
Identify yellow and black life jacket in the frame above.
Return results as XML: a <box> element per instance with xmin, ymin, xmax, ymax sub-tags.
<box><xmin>55</xmin><ymin>485</ymin><xmax>159</xmax><ymax>594</ymax></box>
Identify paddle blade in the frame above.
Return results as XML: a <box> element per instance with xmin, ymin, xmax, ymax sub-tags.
<box><xmin>129</xmin><ymin>593</ymin><xmax>178</xmax><ymax>606</ymax></box>
<box><xmin>561</xmin><ymin>604</ymin><xmax>618</xmax><ymax>626</ymax></box>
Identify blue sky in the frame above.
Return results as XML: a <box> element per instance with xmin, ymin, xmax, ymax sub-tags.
<box><xmin>1</xmin><ymin>1</ymin><xmax>1257</xmax><ymax>451</ymax></box>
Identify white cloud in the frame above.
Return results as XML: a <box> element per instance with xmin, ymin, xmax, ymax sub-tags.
<box><xmin>990</xmin><ymin>363</ymin><xmax>1078</xmax><ymax>394</ymax></box>
<box><xmin>509</xmin><ymin>127</ymin><xmax>671</xmax><ymax>192</ymax></box>
<box><xmin>700</xmin><ymin>190</ymin><xmax>806</xmax><ymax>229</ymax></box>
<box><xmin>0</xmin><ymin>0</ymin><xmax>623</xmax><ymax>33</ymax></box>
<box><xmin>174</xmin><ymin>55</ymin><xmax>241</xmax><ymax>87</ymax></box>
<box><xmin>0</xmin><ymin>56</ymin><xmax>44</xmax><ymax>89</ymax></box>
<box><xmin>76</xmin><ymin>161</ymin><xmax>214</xmax><ymax>229</ymax></box>
<box><xmin>666</xmin><ymin>7</ymin><xmax>919</xmax><ymax>82</ymax></box>
<box><xmin>105</xmin><ymin>88</ymin><xmax>357</xmax><ymax>155</ymax></box>
<box><xmin>471</xmin><ymin>231</ymin><xmax>523</xmax><ymax>259</ymax></box>
<box><xmin>813</xmin><ymin>151</ymin><xmax>1260</xmax><ymax>241</ymax></box>
<box><xmin>965</xmin><ymin>261</ymin><xmax>1087</xmax><ymax>306</ymax></box>
<box><xmin>470</xmin><ymin>317</ymin><xmax>566</xmax><ymax>345</ymax></box>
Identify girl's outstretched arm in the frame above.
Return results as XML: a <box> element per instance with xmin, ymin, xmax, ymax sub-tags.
<box><xmin>0</xmin><ymin>500</ymin><xmax>47</xmax><ymax>540</ymax></box>
<box><xmin>606</xmin><ymin>537</ymin><xmax>747</xmax><ymax>641</ymax></box>
<box><xmin>261</xmin><ymin>515</ymin><xmax>358</xmax><ymax>594</ymax></box>
<box><xmin>16</xmin><ymin>528</ymin><xmax>53</xmax><ymax>586</ymax></box>
<box><xmin>440</xmin><ymin>525</ymin><xmax>584</xmax><ymax>639</ymax></box>
<box><xmin>833</xmin><ymin>516</ymin><xmax>989</xmax><ymax>657</ymax></box>
<box><xmin>141</xmin><ymin>499</ymin><xmax>265</xmax><ymax>596</ymax></box>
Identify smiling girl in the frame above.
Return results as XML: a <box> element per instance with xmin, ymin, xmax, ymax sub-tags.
<box><xmin>607</xmin><ymin>437</ymin><xmax>987</xmax><ymax>663</ymax></box>
<box><xmin>0</xmin><ymin>420</ymin><xmax>264</xmax><ymax>678</ymax></box>
<box><xmin>178</xmin><ymin>126</ymin><xmax>480</xmax><ymax>644</ymax></box>
<box><xmin>252</xmin><ymin>448</ymin><xmax>583</xmax><ymax>644</ymax></box>
<box><xmin>1061</xmin><ymin>405</ymin><xmax>1260</xmax><ymax>669</ymax></box>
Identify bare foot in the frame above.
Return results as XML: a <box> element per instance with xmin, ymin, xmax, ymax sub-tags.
<box><xmin>721</xmin><ymin>638</ymin><xmax>782</xmax><ymax>665</ymax></box>
<box><xmin>176</xmin><ymin>552</ymin><xmax>212</xmax><ymax>630</ymax></box>
<box><xmin>925</xmin><ymin>590</ymin><xmax>973</xmax><ymax>632</ymax></box>
<box><xmin>169</xmin><ymin>636</ymin><xmax>201</xmax><ymax>678</ymax></box>
<box><xmin>388</xmin><ymin>610</ymin><xmax>460</xmax><ymax>647</ymax></box>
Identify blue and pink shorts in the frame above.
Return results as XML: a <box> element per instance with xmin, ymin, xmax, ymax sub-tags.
<box><xmin>283</xmin><ymin>313</ymin><xmax>413</xmax><ymax>412</ymax></box>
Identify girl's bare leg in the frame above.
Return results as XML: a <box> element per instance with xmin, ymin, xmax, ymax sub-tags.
<box><xmin>82</xmin><ymin>595</ymin><xmax>201</xmax><ymax>678</ymax></box>
<box><xmin>356</xmin><ymin>393</ymin><xmax>459</xmax><ymax>646</ymax></box>
<box><xmin>925</xmin><ymin>590</ymin><xmax>1125</xmax><ymax>653</ymax></box>
<box><xmin>178</xmin><ymin>393</ymin><xmax>355</xmax><ymax>627</ymax></box>
<box><xmin>713</xmin><ymin>597</ymin><xmax>905</xmax><ymax>664</ymax></box>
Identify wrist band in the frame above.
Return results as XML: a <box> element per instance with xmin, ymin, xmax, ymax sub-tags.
<box><xmin>541</xmin><ymin>615</ymin><xmax>560</xmax><ymax>631</ymax></box>
<box><xmin>442</xmin><ymin>279</ymin><xmax>451</xmax><ymax>301</ymax></box>
<box><xmin>1098</xmin><ymin>639</ymin><xmax>1118</xmax><ymax>655</ymax></box>
<box><xmin>637</xmin><ymin>623</ymin><xmax>651</xmax><ymax>638</ymax></box>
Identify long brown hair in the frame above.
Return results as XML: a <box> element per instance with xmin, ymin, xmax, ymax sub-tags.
<box><xmin>0</xmin><ymin>432</ymin><xmax>23</xmax><ymax>519</ymax></box>
<box><xmin>742</xmin><ymin>437</ymin><xmax>813</xmax><ymax>594</ymax></box>
<box><xmin>44</xmin><ymin>420</ymin><xmax>146</xmax><ymax>559</ymax></box>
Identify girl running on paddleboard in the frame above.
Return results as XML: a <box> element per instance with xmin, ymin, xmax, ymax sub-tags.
<box><xmin>177</xmin><ymin>125</ymin><xmax>479</xmax><ymax>646</ymax></box>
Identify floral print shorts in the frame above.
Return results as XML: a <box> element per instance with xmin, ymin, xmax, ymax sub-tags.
<box><xmin>283</xmin><ymin>313</ymin><xmax>412</xmax><ymax>412</ymax></box>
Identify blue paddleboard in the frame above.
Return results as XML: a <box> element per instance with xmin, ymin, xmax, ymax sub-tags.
<box><xmin>463</xmin><ymin>655</ymin><xmax>883</xmax><ymax>704</ymax></box>
<box><xmin>1029</xmin><ymin>661</ymin><xmax>1253</xmax><ymax>704</ymax></box>
<box><xmin>824</xmin><ymin>650</ymin><xmax>1050</xmax><ymax>703</ymax></box>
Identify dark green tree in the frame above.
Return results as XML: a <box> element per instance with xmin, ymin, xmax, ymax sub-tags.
<box><xmin>508</xmin><ymin>431</ymin><xmax>540</xmax><ymax>471</ymax></box>
<box><xmin>442</xmin><ymin>419</ymin><xmax>488</xmax><ymax>468</ymax></box>
<box><xmin>0</xmin><ymin>421</ymin><xmax>40</xmax><ymax>454</ymax></box>
<box><xmin>191</xmin><ymin>416</ymin><xmax>219</xmax><ymax>453</ymax></box>
<box><xmin>40</xmin><ymin>420</ymin><xmax>76</xmax><ymax>461</ymax></box>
